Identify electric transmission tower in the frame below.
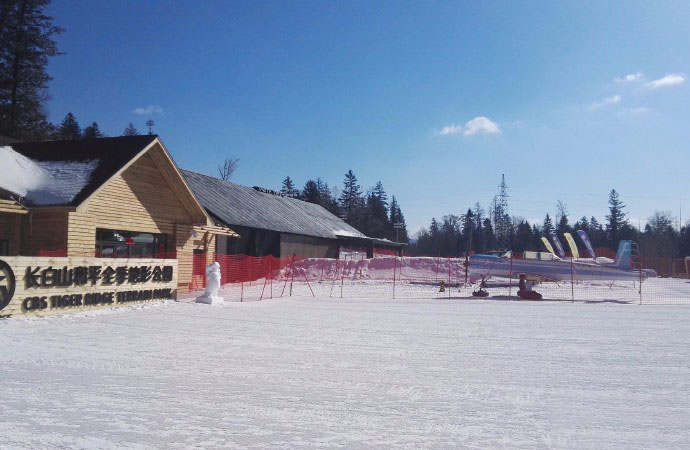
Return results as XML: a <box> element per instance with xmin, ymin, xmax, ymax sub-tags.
<box><xmin>493</xmin><ymin>174</ymin><xmax>510</xmax><ymax>250</ymax></box>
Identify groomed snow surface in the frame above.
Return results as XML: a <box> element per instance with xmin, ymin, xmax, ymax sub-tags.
<box><xmin>2</xmin><ymin>296</ymin><xmax>690</xmax><ymax>448</ymax></box>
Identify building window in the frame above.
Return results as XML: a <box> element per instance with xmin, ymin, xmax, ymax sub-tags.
<box><xmin>0</xmin><ymin>240</ymin><xmax>8</xmax><ymax>256</ymax></box>
<box><xmin>96</xmin><ymin>229</ymin><xmax>168</xmax><ymax>258</ymax></box>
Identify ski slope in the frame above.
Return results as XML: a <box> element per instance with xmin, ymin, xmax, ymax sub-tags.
<box><xmin>1</xmin><ymin>297</ymin><xmax>689</xmax><ymax>448</ymax></box>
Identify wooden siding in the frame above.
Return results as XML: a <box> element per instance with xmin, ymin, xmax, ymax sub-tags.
<box><xmin>0</xmin><ymin>199</ymin><xmax>28</xmax><ymax>214</ymax></box>
<box><xmin>175</xmin><ymin>224</ymin><xmax>195</xmax><ymax>292</ymax></box>
<box><xmin>66</xmin><ymin>150</ymin><xmax>200</xmax><ymax>290</ymax></box>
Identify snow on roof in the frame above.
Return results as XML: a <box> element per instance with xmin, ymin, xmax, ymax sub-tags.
<box><xmin>0</xmin><ymin>145</ymin><xmax>99</xmax><ymax>206</ymax></box>
<box><xmin>333</xmin><ymin>229</ymin><xmax>364</xmax><ymax>238</ymax></box>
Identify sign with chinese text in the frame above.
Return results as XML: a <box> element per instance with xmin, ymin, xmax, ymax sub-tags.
<box><xmin>0</xmin><ymin>257</ymin><xmax>177</xmax><ymax>318</ymax></box>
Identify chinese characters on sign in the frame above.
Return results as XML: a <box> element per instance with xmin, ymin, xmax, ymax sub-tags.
<box><xmin>18</xmin><ymin>264</ymin><xmax>176</xmax><ymax>313</ymax></box>
<box><xmin>25</xmin><ymin>265</ymin><xmax>174</xmax><ymax>288</ymax></box>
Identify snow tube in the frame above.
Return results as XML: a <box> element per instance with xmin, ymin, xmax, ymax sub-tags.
<box><xmin>517</xmin><ymin>290</ymin><xmax>542</xmax><ymax>300</ymax></box>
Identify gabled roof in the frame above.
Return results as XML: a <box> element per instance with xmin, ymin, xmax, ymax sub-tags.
<box><xmin>2</xmin><ymin>136</ymin><xmax>210</xmax><ymax>225</ymax></box>
<box><xmin>181</xmin><ymin>169</ymin><xmax>367</xmax><ymax>240</ymax></box>
<box><xmin>4</xmin><ymin>135</ymin><xmax>157</xmax><ymax>206</ymax></box>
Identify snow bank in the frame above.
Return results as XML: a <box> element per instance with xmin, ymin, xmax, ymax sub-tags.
<box><xmin>0</xmin><ymin>145</ymin><xmax>99</xmax><ymax>205</ymax></box>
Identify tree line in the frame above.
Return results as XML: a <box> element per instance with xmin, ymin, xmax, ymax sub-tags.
<box><xmin>0</xmin><ymin>0</ymin><xmax>151</xmax><ymax>140</ymax></box>
<box><xmin>42</xmin><ymin>111</ymin><xmax>155</xmax><ymax>140</ymax></box>
<box><xmin>278</xmin><ymin>171</ymin><xmax>409</xmax><ymax>244</ymax></box>
<box><xmin>412</xmin><ymin>189</ymin><xmax>690</xmax><ymax>259</ymax></box>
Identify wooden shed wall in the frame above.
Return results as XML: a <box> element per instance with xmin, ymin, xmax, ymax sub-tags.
<box><xmin>280</xmin><ymin>233</ymin><xmax>338</xmax><ymax>259</ymax></box>
<box><xmin>20</xmin><ymin>211</ymin><xmax>68</xmax><ymax>255</ymax></box>
<box><xmin>0</xmin><ymin>213</ymin><xmax>22</xmax><ymax>256</ymax></box>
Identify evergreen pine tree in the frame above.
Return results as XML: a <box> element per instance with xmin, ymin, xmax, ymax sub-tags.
<box><xmin>372</xmin><ymin>181</ymin><xmax>388</xmax><ymax>209</ymax></box>
<box><xmin>589</xmin><ymin>217</ymin><xmax>606</xmax><ymax>248</ymax></box>
<box><xmin>461</xmin><ymin>208</ymin><xmax>475</xmax><ymax>252</ymax></box>
<box><xmin>0</xmin><ymin>0</ymin><xmax>63</xmax><ymax>140</ymax></box>
<box><xmin>513</xmin><ymin>220</ymin><xmax>533</xmax><ymax>252</ymax></box>
<box><xmin>413</xmin><ymin>228</ymin><xmax>432</xmax><ymax>255</ymax></box>
<box><xmin>55</xmin><ymin>112</ymin><xmax>81</xmax><ymax>139</ymax></box>
<box><xmin>339</xmin><ymin>170</ymin><xmax>364</xmax><ymax>227</ymax></box>
<box><xmin>679</xmin><ymin>221</ymin><xmax>690</xmax><ymax>258</ymax></box>
<box><xmin>557</xmin><ymin>213</ymin><xmax>571</xmax><ymax>236</ymax></box>
<box><xmin>122</xmin><ymin>122</ymin><xmax>139</xmax><ymax>136</ymax></box>
<box><xmin>531</xmin><ymin>224</ymin><xmax>542</xmax><ymax>250</ymax></box>
<box><xmin>605</xmin><ymin>189</ymin><xmax>630</xmax><ymax>247</ymax></box>
<box><xmin>640</xmin><ymin>211</ymin><xmax>678</xmax><ymax>258</ymax></box>
<box><xmin>473</xmin><ymin>202</ymin><xmax>484</xmax><ymax>252</ymax></box>
<box><xmin>363</xmin><ymin>191</ymin><xmax>389</xmax><ymax>238</ymax></box>
<box><xmin>542</xmin><ymin>213</ymin><xmax>554</xmax><ymax>236</ymax></box>
<box><xmin>368</xmin><ymin>181</ymin><xmax>390</xmax><ymax>237</ymax></box>
<box><xmin>574</xmin><ymin>216</ymin><xmax>590</xmax><ymax>234</ymax></box>
<box><xmin>82</xmin><ymin>121</ymin><xmax>104</xmax><ymax>138</ymax></box>
<box><xmin>302</xmin><ymin>180</ymin><xmax>320</xmax><ymax>204</ymax></box>
<box><xmin>316</xmin><ymin>178</ymin><xmax>339</xmax><ymax>214</ymax></box>
<box><xmin>482</xmin><ymin>218</ymin><xmax>496</xmax><ymax>250</ymax></box>
<box><xmin>280</xmin><ymin>176</ymin><xmax>299</xmax><ymax>198</ymax></box>
<box><xmin>429</xmin><ymin>217</ymin><xmax>439</xmax><ymax>236</ymax></box>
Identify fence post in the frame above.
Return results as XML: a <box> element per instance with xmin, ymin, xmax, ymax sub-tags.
<box><xmin>260</xmin><ymin>257</ymin><xmax>269</xmax><ymax>301</ymax></box>
<box><xmin>464</xmin><ymin>254</ymin><xmax>469</xmax><ymax>286</ymax></box>
<box><xmin>570</xmin><ymin>256</ymin><xmax>575</xmax><ymax>303</ymax></box>
<box><xmin>290</xmin><ymin>253</ymin><xmax>296</xmax><ymax>297</ymax></box>
<box><xmin>435</xmin><ymin>256</ymin><xmax>439</xmax><ymax>282</ymax></box>
<box><xmin>508</xmin><ymin>253</ymin><xmax>513</xmax><ymax>298</ymax></box>
<box><xmin>302</xmin><ymin>267</ymin><xmax>315</xmax><ymax>297</ymax></box>
<box><xmin>639</xmin><ymin>262</ymin><xmax>642</xmax><ymax>305</ymax></box>
<box><xmin>270</xmin><ymin>256</ymin><xmax>273</xmax><ymax>299</ymax></box>
<box><xmin>393</xmin><ymin>255</ymin><xmax>397</xmax><ymax>299</ymax></box>
<box><xmin>329</xmin><ymin>259</ymin><xmax>337</xmax><ymax>298</ymax></box>
<box><xmin>447</xmin><ymin>257</ymin><xmax>451</xmax><ymax>299</ymax></box>
<box><xmin>340</xmin><ymin>254</ymin><xmax>347</xmax><ymax>299</ymax></box>
<box><xmin>280</xmin><ymin>254</ymin><xmax>295</xmax><ymax>297</ymax></box>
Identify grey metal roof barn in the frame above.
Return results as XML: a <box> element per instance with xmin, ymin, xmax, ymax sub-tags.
<box><xmin>181</xmin><ymin>169</ymin><xmax>365</xmax><ymax>240</ymax></box>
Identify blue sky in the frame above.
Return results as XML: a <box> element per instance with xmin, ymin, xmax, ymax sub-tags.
<box><xmin>45</xmin><ymin>1</ymin><xmax>690</xmax><ymax>234</ymax></box>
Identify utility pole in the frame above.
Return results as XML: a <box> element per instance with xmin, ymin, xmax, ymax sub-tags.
<box><xmin>394</xmin><ymin>222</ymin><xmax>403</xmax><ymax>243</ymax></box>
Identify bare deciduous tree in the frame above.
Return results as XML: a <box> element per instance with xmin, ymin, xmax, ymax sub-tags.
<box><xmin>218</xmin><ymin>157</ymin><xmax>240</xmax><ymax>181</ymax></box>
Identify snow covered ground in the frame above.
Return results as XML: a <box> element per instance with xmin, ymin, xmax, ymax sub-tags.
<box><xmin>2</xmin><ymin>296</ymin><xmax>690</xmax><ymax>448</ymax></box>
<box><xmin>188</xmin><ymin>275</ymin><xmax>690</xmax><ymax>305</ymax></box>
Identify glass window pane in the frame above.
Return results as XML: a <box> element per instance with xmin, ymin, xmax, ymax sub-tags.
<box><xmin>96</xmin><ymin>229</ymin><xmax>168</xmax><ymax>258</ymax></box>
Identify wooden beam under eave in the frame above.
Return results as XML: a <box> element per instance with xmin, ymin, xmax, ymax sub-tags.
<box><xmin>0</xmin><ymin>200</ymin><xmax>28</xmax><ymax>214</ymax></box>
<box><xmin>197</xmin><ymin>225</ymin><xmax>240</xmax><ymax>238</ymax></box>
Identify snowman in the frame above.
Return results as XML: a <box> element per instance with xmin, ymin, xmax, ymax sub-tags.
<box><xmin>196</xmin><ymin>262</ymin><xmax>224</xmax><ymax>305</ymax></box>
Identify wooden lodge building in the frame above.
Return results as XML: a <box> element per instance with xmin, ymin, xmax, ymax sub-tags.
<box><xmin>0</xmin><ymin>135</ymin><xmax>237</xmax><ymax>293</ymax></box>
<box><xmin>181</xmin><ymin>170</ymin><xmax>404</xmax><ymax>259</ymax></box>
<box><xmin>0</xmin><ymin>135</ymin><xmax>402</xmax><ymax>294</ymax></box>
